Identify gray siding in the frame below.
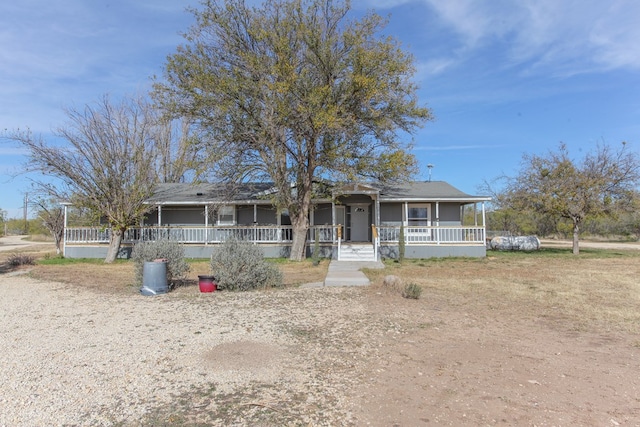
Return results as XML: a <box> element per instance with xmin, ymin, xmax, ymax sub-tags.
<box><xmin>313</xmin><ymin>203</ymin><xmax>333</xmax><ymax>224</ymax></box>
<box><xmin>233</xmin><ymin>205</ymin><xmax>279</xmax><ymax>225</ymax></box>
<box><xmin>380</xmin><ymin>203</ymin><xmax>402</xmax><ymax>225</ymax></box>
<box><xmin>256</xmin><ymin>206</ymin><xmax>278</xmax><ymax>224</ymax></box>
<box><xmin>237</xmin><ymin>205</ymin><xmax>253</xmax><ymax>225</ymax></box>
<box><xmin>437</xmin><ymin>203</ymin><xmax>462</xmax><ymax>225</ymax></box>
<box><xmin>161</xmin><ymin>207</ymin><xmax>205</xmax><ymax>226</ymax></box>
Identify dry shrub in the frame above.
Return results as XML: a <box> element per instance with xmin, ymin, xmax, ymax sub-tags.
<box><xmin>401</xmin><ymin>283</ymin><xmax>422</xmax><ymax>299</ymax></box>
<box><xmin>381</xmin><ymin>275</ymin><xmax>422</xmax><ymax>299</ymax></box>
<box><xmin>210</xmin><ymin>239</ymin><xmax>282</xmax><ymax>291</ymax></box>
<box><xmin>7</xmin><ymin>253</ymin><xmax>36</xmax><ymax>267</ymax></box>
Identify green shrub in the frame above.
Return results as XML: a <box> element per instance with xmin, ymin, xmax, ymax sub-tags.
<box><xmin>7</xmin><ymin>253</ymin><xmax>36</xmax><ymax>267</ymax></box>
<box><xmin>402</xmin><ymin>283</ymin><xmax>422</xmax><ymax>300</ymax></box>
<box><xmin>210</xmin><ymin>238</ymin><xmax>283</xmax><ymax>291</ymax></box>
<box><xmin>398</xmin><ymin>224</ymin><xmax>406</xmax><ymax>263</ymax></box>
<box><xmin>131</xmin><ymin>239</ymin><xmax>190</xmax><ymax>285</ymax></box>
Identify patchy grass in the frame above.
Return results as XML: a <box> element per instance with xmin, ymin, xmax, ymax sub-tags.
<box><xmin>28</xmin><ymin>257</ymin><xmax>329</xmax><ymax>294</ymax></box>
<box><xmin>13</xmin><ymin>243</ymin><xmax>640</xmax><ymax>333</ymax></box>
<box><xmin>366</xmin><ymin>249</ymin><xmax>640</xmax><ymax>333</ymax></box>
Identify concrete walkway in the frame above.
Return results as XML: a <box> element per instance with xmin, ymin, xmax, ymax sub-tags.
<box><xmin>301</xmin><ymin>260</ymin><xmax>385</xmax><ymax>288</ymax></box>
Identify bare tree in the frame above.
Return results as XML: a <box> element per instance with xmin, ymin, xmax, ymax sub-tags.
<box><xmin>5</xmin><ymin>95</ymin><xmax>197</xmax><ymax>262</ymax></box>
<box><xmin>154</xmin><ymin>0</ymin><xmax>432</xmax><ymax>260</ymax></box>
<box><xmin>153</xmin><ymin>117</ymin><xmax>204</xmax><ymax>183</ymax></box>
<box><xmin>501</xmin><ymin>142</ymin><xmax>640</xmax><ymax>254</ymax></box>
<box><xmin>30</xmin><ymin>195</ymin><xmax>65</xmax><ymax>254</ymax></box>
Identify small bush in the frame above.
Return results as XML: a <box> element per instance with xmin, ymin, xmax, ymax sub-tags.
<box><xmin>402</xmin><ymin>283</ymin><xmax>422</xmax><ymax>300</ymax></box>
<box><xmin>131</xmin><ymin>239</ymin><xmax>190</xmax><ymax>285</ymax></box>
<box><xmin>7</xmin><ymin>253</ymin><xmax>36</xmax><ymax>267</ymax></box>
<box><xmin>210</xmin><ymin>238</ymin><xmax>283</xmax><ymax>291</ymax></box>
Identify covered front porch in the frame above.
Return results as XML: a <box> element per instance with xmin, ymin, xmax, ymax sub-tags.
<box><xmin>61</xmin><ymin>181</ymin><xmax>489</xmax><ymax>259</ymax></box>
<box><xmin>62</xmin><ymin>223</ymin><xmax>487</xmax><ymax>259</ymax></box>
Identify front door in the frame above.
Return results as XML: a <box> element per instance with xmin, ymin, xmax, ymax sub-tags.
<box><xmin>349</xmin><ymin>204</ymin><xmax>369</xmax><ymax>241</ymax></box>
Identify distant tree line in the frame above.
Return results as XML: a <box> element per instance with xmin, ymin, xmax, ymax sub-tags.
<box><xmin>482</xmin><ymin>207</ymin><xmax>640</xmax><ymax>241</ymax></box>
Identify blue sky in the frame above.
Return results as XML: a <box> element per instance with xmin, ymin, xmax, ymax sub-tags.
<box><xmin>2</xmin><ymin>0</ymin><xmax>639</xmax><ymax>218</ymax></box>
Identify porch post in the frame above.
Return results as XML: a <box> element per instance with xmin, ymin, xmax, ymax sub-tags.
<box><xmin>157</xmin><ymin>205</ymin><xmax>162</xmax><ymax>226</ymax></box>
<box><xmin>331</xmin><ymin>201</ymin><xmax>336</xmax><ymax>243</ymax></box>
<box><xmin>435</xmin><ymin>202</ymin><xmax>440</xmax><ymax>245</ymax></box>
<box><xmin>482</xmin><ymin>202</ymin><xmax>487</xmax><ymax>241</ymax></box>
<box><xmin>403</xmin><ymin>202</ymin><xmax>408</xmax><ymax>226</ymax></box>
<box><xmin>253</xmin><ymin>204</ymin><xmax>258</xmax><ymax>243</ymax></box>
<box><xmin>204</xmin><ymin>205</ymin><xmax>208</xmax><ymax>246</ymax></box>
<box><xmin>277</xmin><ymin>209</ymin><xmax>282</xmax><ymax>242</ymax></box>
<box><xmin>309</xmin><ymin>205</ymin><xmax>315</xmax><ymax>243</ymax></box>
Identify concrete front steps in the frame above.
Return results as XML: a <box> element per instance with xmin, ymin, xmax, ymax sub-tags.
<box><xmin>338</xmin><ymin>243</ymin><xmax>377</xmax><ymax>262</ymax></box>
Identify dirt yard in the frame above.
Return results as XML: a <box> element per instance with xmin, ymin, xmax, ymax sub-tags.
<box><xmin>1</xmin><ymin>238</ymin><xmax>639</xmax><ymax>426</ymax></box>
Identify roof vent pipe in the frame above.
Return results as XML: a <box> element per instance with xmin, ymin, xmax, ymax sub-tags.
<box><xmin>427</xmin><ymin>164</ymin><xmax>434</xmax><ymax>182</ymax></box>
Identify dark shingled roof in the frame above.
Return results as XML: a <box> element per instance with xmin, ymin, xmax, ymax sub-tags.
<box><xmin>378</xmin><ymin>181</ymin><xmax>489</xmax><ymax>201</ymax></box>
<box><xmin>147</xmin><ymin>183</ymin><xmax>276</xmax><ymax>205</ymax></box>
<box><xmin>147</xmin><ymin>181</ymin><xmax>490</xmax><ymax>204</ymax></box>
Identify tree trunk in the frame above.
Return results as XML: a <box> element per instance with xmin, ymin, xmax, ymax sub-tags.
<box><xmin>105</xmin><ymin>228</ymin><xmax>124</xmax><ymax>263</ymax></box>
<box><xmin>54</xmin><ymin>234</ymin><xmax>62</xmax><ymax>255</ymax></box>
<box><xmin>572</xmin><ymin>222</ymin><xmax>580</xmax><ymax>255</ymax></box>
<box><xmin>289</xmin><ymin>215</ymin><xmax>309</xmax><ymax>261</ymax></box>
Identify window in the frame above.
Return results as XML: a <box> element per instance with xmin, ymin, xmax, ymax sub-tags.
<box><xmin>407</xmin><ymin>203</ymin><xmax>430</xmax><ymax>226</ymax></box>
<box><xmin>217</xmin><ymin>205</ymin><xmax>235</xmax><ymax>225</ymax></box>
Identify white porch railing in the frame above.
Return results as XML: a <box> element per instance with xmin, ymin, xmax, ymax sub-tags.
<box><xmin>65</xmin><ymin>225</ymin><xmax>338</xmax><ymax>245</ymax></box>
<box><xmin>377</xmin><ymin>225</ymin><xmax>486</xmax><ymax>244</ymax></box>
<box><xmin>64</xmin><ymin>224</ymin><xmax>485</xmax><ymax>245</ymax></box>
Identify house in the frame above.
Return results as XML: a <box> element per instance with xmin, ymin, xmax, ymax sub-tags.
<box><xmin>62</xmin><ymin>181</ymin><xmax>490</xmax><ymax>260</ymax></box>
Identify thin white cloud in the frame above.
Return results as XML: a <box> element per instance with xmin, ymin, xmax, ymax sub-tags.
<box><xmin>0</xmin><ymin>0</ymin><xmax>190</xmax><ymax>132</ymax></box>
<box><xmin>416</xmin><ymin>58</ymin><xmax>456</xmax><ymax>77</ymax></box>
<box><xmin>421</xmin><ymin>0</ymin><xmax>640</xmax><ymax>75</ymax></box>
<box><xmin>359</xmin><ymin>0</ymin><xmax>640</xmax><ymax>76</ymax></box>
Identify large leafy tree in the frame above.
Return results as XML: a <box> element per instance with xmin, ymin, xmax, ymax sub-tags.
<box><xmin>154</xmin><ymin>0</ymin><xmax>432</xmax><ymax>260</ymax></box>
<box><xmin>6</xmin><ymin>96</ymin><xmax>199</xmax><ymax>263</ymax></box>
<box><xmin>501</xmin><ymin>142</ymin><xmax>640</xmax><ymax>254</ymax></box>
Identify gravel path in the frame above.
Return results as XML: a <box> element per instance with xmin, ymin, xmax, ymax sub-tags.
<box><xmin>0</xmin><ymin>235</ymin><xmax>44</xmax><ymax>252</ymax></box>
<box><xmin>0</xmin><ymin>275</ymin><xmax>372</xmax><ymax>426</ymax></box>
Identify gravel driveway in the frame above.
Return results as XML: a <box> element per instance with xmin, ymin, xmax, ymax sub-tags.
<box><xmin>0</xmin><ymin>274</ymin><xmax>373</xmax><ymax>426</ymax></box>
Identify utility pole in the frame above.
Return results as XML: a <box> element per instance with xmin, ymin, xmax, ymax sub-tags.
<box><xmin>23</xmin><ymin>193</ymin><xmax>29</xmax><ymax>235</ymax></box>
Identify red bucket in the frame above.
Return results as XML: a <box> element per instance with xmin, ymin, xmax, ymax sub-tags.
<box><xmin>198</xmin><ymin>275</ymin><xmax>217</xmax><ymax>293</ymax></box>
